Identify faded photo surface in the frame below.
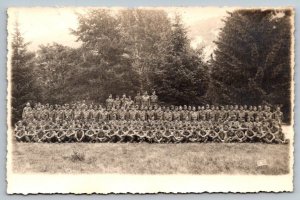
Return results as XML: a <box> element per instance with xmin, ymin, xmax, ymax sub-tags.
<box><xmin>6</xmin><ymin>7</ymin><xmax>294</xmax><ymax>194</ymax></box>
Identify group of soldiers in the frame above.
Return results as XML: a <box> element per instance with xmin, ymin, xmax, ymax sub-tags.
<box><xmin>14</xmin><ymin>93</ymin><xmax>286</xmax><ymax>144</ymax></box>
<box><xmin>106</xmin><ymin>91</ymin><xmax>158</xmax><ymax>110</ymax></box>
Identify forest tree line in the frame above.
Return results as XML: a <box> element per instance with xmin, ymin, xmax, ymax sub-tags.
<box><xmin>11</xmin><ymin>9</ymin><xmax>293</xmax><ymax>124</ymax></box>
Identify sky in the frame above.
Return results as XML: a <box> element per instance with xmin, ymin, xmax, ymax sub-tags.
<box><xmin>8</xmin><ymin>7</ymin><xmax>237</xmax><ymax>60</ymax></box>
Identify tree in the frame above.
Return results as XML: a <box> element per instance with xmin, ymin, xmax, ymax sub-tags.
<box><xmin>119</xmin><ymin>9</ymin><xmax>172</xmax><ymax>91</ymax></box>
<box><xmin>153</xmin><ymin>16</ymin><xmax>209</xmax><ymax>105</ymax></box>
<box><xmin>209</xmin><ymin>9</ymin><xmax>292</xmax><ymax>123</ymax></box>
<box><xmin>11</xmin><ymin>21</ymin><xmax>39</xmax><ymax>123</ymax></box>
<box><xmin>72</xmin><ymin>9</ymin><xmax>140</xmax><ymax>103</ymax></box>
<box><xmin>34</xmin><ymin>43</ymin><xmax>80</xmax><ymax>104</ymax></box>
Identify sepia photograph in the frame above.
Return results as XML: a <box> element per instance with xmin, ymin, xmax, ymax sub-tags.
<box><xmin>6</xmin><ymin>6</ymin><xmax>294</xmax><ymax>193</ymax></box>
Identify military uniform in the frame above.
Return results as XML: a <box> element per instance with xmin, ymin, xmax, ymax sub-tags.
<box><xmin>134</xmin><ymin>93</ymin><xmax>142</xmax><ymax>108</ymax></box>
<box><xmin>150</xmin><ymin>92</ymin><xmax>158</xmax><ymax>106</ymax></box>
<box><xmin>181</xmin><ymin>110</ymin><xmax>190</xmax><ymax>121</ymax></box>
<box><xmin>113</xmin><ymin>98</ymin><xmax>121</xmax><ymax>109</ymax></box>
<box><xmin>22</xmin><ymin>104</ymin><xmax>32</xmax><ymax>120</ymax></box>
<box><xmin>106</xmin><ymin>97</ymin><xmax>114</xmax><ymax>110</ymax></box>
<box><xmin>147</xmin><ymin>109</ymin><xmax>155</xmax><ymax>121</ymax></box>
<box><xmin>173</xmin><ymin>110</ymin><xmax>181</xmax><ymax>121</ymax></box>
<box><xmin>190</xmin><ymin>111</ymin><xmax>198</xmax><ymax>121</ymax></box>
<box><xmin>163</xmin><ymin>110</ymin><xmax>173</xmax><ymax>121</ymax></box>
<box><xmin>128</xmin><ymin>109</ymin><xmax>137</xmax><ymax>121</ymax></box>
<box><xmin>155</xmin><ymin>108</ymin><xmax>164</xmax><ymax>121</ymax></box>
<box><xmin>118</xmin><ymin>109</ymin><xmax>127</xmax><ymax>121</ymax></box>
<box><xmin>141</xmin><ymin>93</ymin><xmax>150</xmax><ymax>108</ymax></box>
<box><xmin>139</xmin><ymin>110</ymin><xmax>147</xmax><ymax>121</ymax></box>
<box><xmin>273</xmin><ymin>108</ymin><xmax>283</xmax><ymax>123</ymax></box>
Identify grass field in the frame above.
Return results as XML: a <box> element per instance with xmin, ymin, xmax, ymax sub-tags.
<box><xmin>12</xmin><ymin>141</ymin><xmax>290</xmax><ymax>175</ymax></box>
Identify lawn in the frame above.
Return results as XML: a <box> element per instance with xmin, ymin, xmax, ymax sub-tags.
<box><xmin>12</xmin><ymin>142</ymin><xmax>290</xmax><ymax>175</ymax></box>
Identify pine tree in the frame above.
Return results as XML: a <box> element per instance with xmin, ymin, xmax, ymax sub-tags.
<box><xmin>209</xmin><ymin>9</ymin><xmax>292</xmax><ymax>123</ymax></box>
<box><xmin>72</xmin><ymin>9</ymin><xmax>140</xmax><ymax>103</ymax></box>
<box><xmin>11</xmin><ymin>21</ymin><xmax>38</xmax><ymax>123</ymax></box>
<box><xmin>153</xmin><ymin>16</ymin><xmax>209</xmax><ymax>106</ymax></box>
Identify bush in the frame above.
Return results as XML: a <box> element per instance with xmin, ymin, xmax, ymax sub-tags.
<box><xmin>70</xmin><ymin>149</ymin><xmax>85</xmax><ymax>162</ymax></box>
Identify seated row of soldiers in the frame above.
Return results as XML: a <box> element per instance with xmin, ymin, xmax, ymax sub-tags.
<box><xmin>14</xmin><ymin>118</ymin><xmax>285</xmax><ymax>143</ymax></box>
<box><xmin>22</xmin><ymin>102</ymin><xmax>283</xmax><ymax>123</ymax></box>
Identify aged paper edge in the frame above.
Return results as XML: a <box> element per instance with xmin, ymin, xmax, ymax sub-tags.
<box><xmin>6</xmin><ymin>6</ymin><xmax>295</xmax><ymax>194</ymax></box>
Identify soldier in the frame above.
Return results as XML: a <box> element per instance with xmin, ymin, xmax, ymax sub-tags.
<box><xmin>252</xmin><ymin>106</ymin><xmax>258</xmax><ymax>121</ymax></box>
<box><xmin>190</xmin><ymin>106</ymin><xmax>198</xmax><ymax>121</ymax></box>
<box><xmin>238</xmin><ymin>105</ymin><xmax>246</xmax><ymax>122</ymax></box>
<box><xmin>173</xmin><ymin>106</ymin><xmax>181</xmax><ymax>121</ymax></box>
<box><xmin>109</xmin><ymin>108</ymin><xmax>117</xmax><ymax>121</ymax></box>
<box><xmin>80</xmin><ymin>100</ymin><xmax>87</xmax><ymax>110</ymax></box>
<box><xmin>256</xmin><ymin>105</ymin><xmax>264</xmax><ymax>121</ymax></box>
<box><xmin>219</xmin><ymin>106</ymin><xmax>226</xmax><ymax>122</ymax></box>
<box><xmin>113</xmin><ymin>96</ymin><xmax>121</xmax><ymax>109</ymax></box>
<box><xmin>141</xmin><ymin>91</ymin><xmax>150</xmax><ymax>108</ymax></box>
<box><xmin>214</xmin><ymin>106</ymin><xmax>221</xmax><ymax>122</ymax></box>
<box><xmin>48</xmin><ymin>105</ymin><xmax>54</xmax><ymax>122</ymax></box>
<box><xmin>210</xmin><ymin>105</ymin><xmax>216</xmax><ymax>122</ymax></box>
<box><xmin>74</xmin><ymin>105</ymin><xmax>82</xmax><ymax>121</ymax></box>
<box><xmin>273</xmin><ymin>106</ymin><xmax>283</xmax><ymax>124</ymax></box>
<box><xmin>163</xmin><ymin>107</ymin><xmax>173</xmax><ymax>121</ymax></box>
<box><xmin>54</xmin><ymin>106</ymin><xmax>61</xmax><ymax>122</ymax></box>
<box><xmin>205</xmin><ymin>104</ymin><xmax>211</xmax><ymax>121</ymax></box>
<box><xmin>41</xmin><ymin>105</ymin><xmax>49</xmax><ymax>121</ymax></box>
<box><xmin>139</xmin><ymin>107</ymin><xmax>147</xmax><ymax>121</ymax></box>
<box><xmin>233</xmin><ymin>105</ymin><xmax>239</xmax><ymax>120</ymax></box>
<box><xmin>128</xmin><ymin>106</ymin><xmax>137</xmax><ymax>121</ymax></box>
<box><xmin>126</xmin><ymin>96</ymin><xmax>134</xmax><ymax>109</ymax></box>
<box><xmin>106</xmin><ymin>94</ymin><xmax>114</xmax><ymax>110</ymax></box>
<box><xmin>86</xmin><ymin>105</ymin><xmax>94</xmax><ymax>121</ymax></box>
<box><xmin>34</xmin><ymin>104</ymin><xmax>42</xmax><ymax>121</ymax></box>
<box><xmin>228</xmin><ymin>105</ymin><xmax>236</xmax><ymax>121</ymax></box>
<box><xmin>134</xmin><ymin>92</ymin><xmax>142</xmax><ymax>108</ymax></box>
<box><xmin>150</xmin><ymin>91</ymin><xmax>158</xmax><ymax>107</ymax></box>
<box><xmin>263</xmin><ymin>105</ymin><xmax>272</xmax><ymax>120</ymax></box>
<box><xmin>198</xmin><ymin>106</ymin><xmax>206</xmax><ymax>121</ymax></box>
<box><xmin>181</xmin><ymin>105</ymin><xmax>190</xmax><ymax>121</ymax></box>
<box><xmin>169</xmin><ymin>105</ymin><xmax>174</xmax><ymax>111</ymax></box>
<box><xmin>118</xmin><ymin>107</ymin><xmax>127</xmax><ymax>121</ymax></box>
<box><xmin>92</xmin><ymin>105</ymin><xmax>100</xmax><ymax>122</ymax></box>
<box><xmin>64</xmin><ymin>104</ymin><xmax>74</xmax><ymax>122</ymax></box>
<box><xmin>155</xmin><ymin>106</ymin><xmax>164</xmax><ymax>121</ymax></box>
<box><xmin>81</xmin><ymin>105</ymin><xmax>89</xmax><ymax>122</ymax></box>
<box><xmin>121</xmin><ymin>94</ymin><xmax>127</xmax><ymax>108</ymax></box>
<box><xmin>247</xmin><ymin>106</ymin><xmax>254</xmax><ymax>122</ymax></box>
<box><xmin>224</xmin><ymin>105</ymin><xmax>229</xmax><ymax>111</ymax></box>
<box><xmin>15</xmin><ymin>120</ymin><xmax>27</xmax><ymax>142</ymax></box>
<box><xmin>102</xmin><ymin>107</ymin><xmax>109</xmax><ymax>121</ymax></box>
<box><xmin>147</xmin><ymin>106</ymin><xmax>155</xmax><ymax>121</ymax></box>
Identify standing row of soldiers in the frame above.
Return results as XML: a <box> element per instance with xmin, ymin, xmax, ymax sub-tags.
<box><xmin>21</xmin><ymin>101</ymin><xmax>283</xmax><ymax>124</ymax></box>
<box><xmin>105</xmin><ymin>91</ymin><xmax>158</xmax><ymax>110</ymax></box>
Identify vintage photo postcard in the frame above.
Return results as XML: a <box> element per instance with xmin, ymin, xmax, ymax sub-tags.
<box><xmin>6</xmin><ymin>7</ymin><xmax>294</xmax><ymax>194</ymax></box>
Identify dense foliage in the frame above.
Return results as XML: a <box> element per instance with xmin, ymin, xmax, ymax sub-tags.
<box><xmin>208</xmin><ymin>9</ymin><xmax>292</xmax><ymax>123</ymax></box>
<box><xmin>11</xmin><ymin>22</ymin><xmax>40</xmax><ymax>123</ymax></box>
<box><xmin>10</xmin><ymin>9</ymin><xmax>293</xmax><ymax>123</ymax></box>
